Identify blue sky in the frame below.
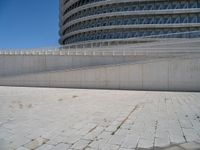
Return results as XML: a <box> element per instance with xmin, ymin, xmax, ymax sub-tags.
<box><xmin>0</xmin><ymin>0</ymin><xmax>59</xmax><ymax>49</ymax></box>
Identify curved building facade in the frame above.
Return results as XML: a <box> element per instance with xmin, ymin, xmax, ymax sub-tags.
<box><xmin>59</xmin><ymin>0</ymin><xmax>200</xmax><ymax>45</ymax></box>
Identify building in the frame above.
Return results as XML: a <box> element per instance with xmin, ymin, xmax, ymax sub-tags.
<box><xmin>59</xmin><ymin>0</ymin><xmax>200</xmax><ymax>45</ymax></box>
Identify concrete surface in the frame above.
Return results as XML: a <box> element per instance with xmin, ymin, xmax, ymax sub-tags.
<box><xmin>1</xmin><ymin>54</ymin><xmax>200</xmax><ymax>91</ymax></box>
<box><xmin>0</xmin><ymin>55</ymin><xmax>143</xmax><ymax>77</ymax></box>
<box><xmin>0</xmin><ymin>86</ymin><xmax>200</xmax><ymax>150</ymax></box>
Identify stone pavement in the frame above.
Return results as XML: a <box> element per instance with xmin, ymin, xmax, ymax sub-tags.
<box><xmin>0</xmin><ymin>86</ymin><xmax>200</xmax><ymax>150</ymax></box>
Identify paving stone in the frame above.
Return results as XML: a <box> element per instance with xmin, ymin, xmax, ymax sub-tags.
<box><xmin>47</xmin><ymin>134</ymin><xmax>80</xmax><ymax>145</ymax></box>
<box><xmin>155</xmin><ymin>131</ymin><xmax>170</xmax><ymax>147</ymax></box>
<box><xmin>83</xmin><ymin>126</ymin><xmax>104</xmax><ymax>140</ymax></box>
<box><xmin>88</xmin><ymin>139</ymin><xmax>106</xmax><ymax>149</ymax></box>
<box><xmin>71</xmin><ymin>139</ymin><xmax>91</xmax><ymax>149</ymax></box>
<box><xmin>154</xmin><ymin>137</ymin><xmax>171</xmax><ymax>148</ymax></box>
<box><xmin>16</xmin><ymin>147</ymin><xmax>30</xmax><ymax>150</ymax></box>
<box><xmin>179</xmin><ymin>141</ymin><xmax>200</xmax><ymax>150</ymax></box>
<box><xmin>162</xmin><ymin>146</ymin><xmax>184</xmax><ymax>150</ymax></box>
<box><xmin>0</xmin><ymin>87</ymin><xmax>200</xmax><ymax>150</ymax></box>
<box><xmin>24</xmin><ymin>137</ymin><xmax>49</xmax><ymax>150</ymax></box>
<box><xmin>179</xmin><ymin>119</ymin><xmax>193</xmax><ymax>129</ymax></box>
<box><xmin>97</xmin><ymin>131</ymin><xmax>112</xmax><ymax>140</ymax></box>
<box><xmin>65</xmin><ymin>135</ymin><xmax>82</xmax><ymax>144</ymax></box>
<box><xmin>121</xmin><ymin>135</ymin><xmax>139</xmax><ymax>149</ymax></box>
<box><xmin>137</xmin><ymin>138</ymin><xmax>154</xmax><ymax>149</ymax></box>
<box><xmin>168</xmin><ymin>129</ymin><xmax>185</xmax><ymax>144</ymax></box>
<box><xmin>119</xmin><ymin>148</ymin><xmax>135</xmax><ymax>150</ymax></box>
<box><xmin>140</xmin><ymin>131</ymin><xmax>155</xmax><ymax>141</ymax></box>
<box><xmin>7</xmin><ymin>135</ymin><xmax>31</xmax><ymax>149</ymax></box>
<box><xmin>105</xmin><ymin>125</ymin><xmax>119</xmax><ymax>132</ymax></box>
<box><xmin>107</xmin><ymin>135</ymin><xmax>125</xmax><ymax>145</ymax></box>
<box><xmin>101</xmin><ymin>144</ymin><xmax>120</xmax><ymax>150</ymax></box>
<box><xmin>115</xmin><ymin>129</ymin><xmax>129</xmax><ymax>137</ymax></box>
<box><xmin>84</xmin><ymin>148</ymin><xmax>95</xmax><ymax>150</ymax></box>
<box><xmin>182</xmin><ymin>128</ymin><xmax>200</xmax><ymax>142</ymax></box>
<box><xmin>36</xmin><ymin>144</ymin><xmax>55</xmax><ymax>150</ymax></box>
<box><xmin>0</xmin><ymin>128</ymin><xmax>14</xmax><ymax>139</ymax></box>
<box><xmin>0</xmin><ymin>138</ymin><xmax>10</xmax><ymax>150</ymax></box>
<box><xmin>51</xmin><ymin>143</ymin><xmax>70</xmax><ymax>150</ymax></box>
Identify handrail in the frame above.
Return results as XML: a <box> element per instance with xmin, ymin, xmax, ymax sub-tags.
<box><xmin>0</xmin><ymin>47</ymin><xmax>200</xmax><ymax>56</ymax></box>
<box><xmin>0</xmin><ymin>31</ymin><xmax>200</xmax><ymax>55</ymax></box>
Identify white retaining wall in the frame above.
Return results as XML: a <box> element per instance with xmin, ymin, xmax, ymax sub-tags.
<box><xmin>0</xmin><ymin>55</ymin><xmax>145</xmax><ymax>76</ymax></box>
<box><xmin>0</xmin><ymin>55</ymin><xmax>200</xmax><ymax>91</ymax></box>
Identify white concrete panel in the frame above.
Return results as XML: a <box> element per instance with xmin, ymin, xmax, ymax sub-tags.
<box><xmin>67</xmin><ymin>70</ymin><xmax>82</xmax><ymax>88</ymax></box>
<box><xmin>46</xmin><ymin>56</ymin><xmax>70</xmax><ymax>70</ymax></box>
<box><xmin>79</xmin><ymin>56</ymin><xmax>91</xmax><ymax>68</ymax></box>
<box><xmin>143</xmin><ymin>61</ymin><xmax>169</xmax><ymax>91</ymax></box>
<box><xmin>0</xmin><ymin>56</ymin><xmax>5</xmax><ymax>76</ymax></box>
<box><xmin>118</xmin><ymin>64</ymin><xmax>131</xmax><ymax>90</ymax></box>
<box><xmin>49</xmin><ymin>71</ymin><xmax>64</xmax><ymax>87</ymax></box>
<box><xmin>4</xmin><ymin>56</ymin><xmax>16</xmax><ymax>75</ymax></box>
<box><xmin>65</xmin><ymin>55</ymin><xmax>73</xmax><ymax>68</ymax></box>
<box><xmin>71</xmin><ymin>56</ymin><xmax>81</xmax><ymax>68</ymax></box>
<box><xmin>119</xmin><ymin>64</ymin><xmax>142</xmax><ymax>90</ymax></box>
<box><xmin>80</xmin><ymin>69</ymin><xmax>96</xmax><ymax>88</ymax></box>
<box><xmin>105</xmin><ymin>66</ymin><xmax>120</xmax><ymax>89</ymax></box>
<box><xmin>78</xmin><ymin>56</ymin><xmax>89</xmax><ymax>68</ymax></box>
<box><xmin>95</xmin><ymin>67</ymin><xmax>107</xmax><ymax>89</ymax></box>
<box><xmin>168</xmin><ymin>58</ymin><xmax>200</xmax><ymax>91</ymax></box>
<box><xmin>62</xmin><ymin>71</ymin><xmax>75</xmax><ymax>87</ymax></box>
<box><xmin>129</xmin><ymin>64</ymin><xmax>143</xmax><ymax>90</ymax></box>
<box><xmin>34</xmin><ymin>73</ymin><xmax>50</xmax><ymax>87</ymax></box>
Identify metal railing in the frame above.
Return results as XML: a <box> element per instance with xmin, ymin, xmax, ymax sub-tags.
<box><xmin>0</xmin><ymin>30</ymin><xmax>200</xmax><ymax>56</ymax></box>
<box><xmin>0</xmin><ymin>48</ymin><xmax>200</xmax><ymax>57</ymax></box>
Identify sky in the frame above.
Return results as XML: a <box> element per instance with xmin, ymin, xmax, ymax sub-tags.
<box><xmin>0</xmin><ymin>0</ymin><xmax>59</xmax><ymax>49</ymax></box>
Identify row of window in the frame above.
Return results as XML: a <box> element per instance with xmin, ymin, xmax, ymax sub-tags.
<box><xmin>64</xmin><ymin>0</ymin><xmax>70</xmax><ymax>5</ymax></box>
<box><xmin>63</xmin><ymin>28</ymin><xmax>200</xmax><ymax>44</ymax></box>
<box><xmin>63</xmin><ymin>14</ymin><xmax>200</xmax><ymax>35</ymax></box>
<box><xmin>63</xmin><ymin>0</ymin><xmax>200</xmax><ymax>25</ymax></box>
<box><xmin>64</xmin><ymin>0</ymin><xmax>104</xmax><ymax>15</ymax></box>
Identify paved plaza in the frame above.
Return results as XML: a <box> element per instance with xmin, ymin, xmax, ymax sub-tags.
<box><xmin>0</xmin><ymin>86</ymin><xmax>200</xmax><ymax>150</ymax></box>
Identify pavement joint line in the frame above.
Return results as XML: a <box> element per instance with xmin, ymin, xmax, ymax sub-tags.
<box><xmin>111</xmin><ymin>104</ymin><xmax>139</xmax><ymax>136</ymax></box>
<box><xmin>88</xmin><ymin>125</ymin><xmax>98</xmax><ymax>134</ymax></box>
<box><xmin>170</xmin><ymin>97</ymin><xmax>188</xmax><ymax>143</ymax></box>
<box><xmin>178</xmin><ymin>115</ymin><xmax>187</xmax><ymax>143</ymax></box>
<box><xmin>82</xmin><ymin>140</ymin><xmax>94</xmax><ymax>150</ymax></box>
<box><xmin>153</xmin><ymin>120</ymin><xmax>159</xmax><ymax>148</ymax></box>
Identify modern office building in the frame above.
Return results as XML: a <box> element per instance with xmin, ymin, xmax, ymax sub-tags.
<box><xmin>59</xmin><ymin>0</ymin><xmax>200</xmax><ymax>45</ymax></box>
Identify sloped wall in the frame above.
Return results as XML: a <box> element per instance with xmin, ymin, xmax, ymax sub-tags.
<box><xmin>0</xmin><ymin>55</ymin><xmax>200</xmax><ymax>91</ymax></box>
<box><xmin>0</xmin><ymin>55</ymin><xmax>144</xmax><ymax>77</ymax></box>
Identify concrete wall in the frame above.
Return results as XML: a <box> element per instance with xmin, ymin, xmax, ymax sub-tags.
<box><xmin>0</xmin><ymin>55</ymin><xmax>147</xmax><ymax>77</ymax></box>
<box><xmin>1</xmin><ymin>55</ymin><xmax>200</xmax><ymax>91</ymax></box>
